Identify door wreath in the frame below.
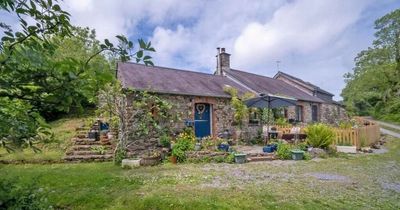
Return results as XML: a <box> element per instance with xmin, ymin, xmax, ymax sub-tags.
<box><xmin>196</xmin><ymin>104</ymin><xmax>206</xmax><ymax>119</ymax></box>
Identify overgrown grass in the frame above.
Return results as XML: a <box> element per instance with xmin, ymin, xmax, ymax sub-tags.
<box><xmin>0</xmin><ymin>115</ymin><xmax>93</xmax><ymax>163</ymax></box>
<box><xmin>1</xmin><ymin>137</ymin><xmax>399</xmax><ymax>209</ymax></box>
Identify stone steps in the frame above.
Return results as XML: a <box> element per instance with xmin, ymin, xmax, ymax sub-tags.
<box><xmin>64</xmin><ymin>124</ymin><xmax>115</xmax><ymax>162</ymax></box>
<box><xmin>70</xmin><ymin>145</ymin><xmax>114</xmax><ymax>151</ymax></box>
<box><xmin>71</xmin><ymin>138</ymin><xmax>106</xmax><ymax>145</ymax></box>
<box><xmin>75</xmin><ymin>127</ymin><xmax>90</xmax><ymax>131</ymax></box>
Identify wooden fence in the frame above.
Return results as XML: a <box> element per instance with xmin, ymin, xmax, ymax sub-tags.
<box><xmin>271</xmin><ymin>119</ymin><xmax>381</xmax><ymax>149</ymax></box>
<box><xmin>332</xmin><ymin>124</ymin><xmax>380</xmax><ymax>149</ymax></box>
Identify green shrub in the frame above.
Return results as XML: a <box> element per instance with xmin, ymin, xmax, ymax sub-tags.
<box><xmin>276</xmin><ymin>142</ymin><xmax>292</xmax><ymax>160</ymax></box>
<box><xmin>275</xmin><ymin>118</ymin><xmax>290</xmax><ymax>126</ymax></box>
<box><xmin>171</xmin><ymin>129</ymin><xmax>196</xmax><ymax>162</ymax></box>
<box><xmin>0</xmin><ymin>178</ymin><xmax>50</xmax><ymax>210</ymax></box>
<box><xmin>296</xmin><ymin>142</ymin><xmax>308</xmax><ymax>151</ymax></box>
<box><xmin>224</xmin><ymin>153</ymin><xmax>235</xmax><ymax>163</ymax></box>
<box><xmin>160</xmin><ymin>134</ymin><xmax>171</xmax><ymax>148</ymax></box>
<box><xmin>305</xmin><ymin>123</ymin><xmax>335</xmax><ymax>149</ymax></box>
<box><xmin>114</xmin><ymin>147</ymin><xmax>127</xmax><ymax>165</ymax></box>
<box><xmin>303</xmin><ymin>152</ymin><xmax>312</xmax><ymax>160</ymax></box>
<box><xmin>171</xmin><ymin>144</ymin><xmax>186</xmax><ymax>162</ymax></box>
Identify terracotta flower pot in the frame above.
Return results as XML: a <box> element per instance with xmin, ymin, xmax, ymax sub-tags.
<box><xmin>170</xmin><ymin>155</ymin><xmax>177</xmax><ymax>164</ymax></box>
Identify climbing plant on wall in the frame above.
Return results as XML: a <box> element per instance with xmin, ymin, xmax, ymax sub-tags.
<box><xmin>97</xmin><ymin>83</ymin><xmax>178</xmax><ymax>164</ymax></box>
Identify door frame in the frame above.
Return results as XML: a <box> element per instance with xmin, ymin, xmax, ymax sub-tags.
<box><xmin>192</xmin><ymin>97</ymin><xmax>217</xmax><ymax>137</ymax></box>
<box><xmin>194</xmin><ymin>103</ymin><xmax>212</xmax><ymax>138</ymax></box>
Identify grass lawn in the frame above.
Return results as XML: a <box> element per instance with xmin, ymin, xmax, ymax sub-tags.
<box><xmin>1</xmin><ymin>137</ymin><xmax>399</xmax><ymax>209</ymax></box>
<box><xmin>0</xmin><ymin>115</ymin><xmax>93</xmax><ymax>163</ymax></box>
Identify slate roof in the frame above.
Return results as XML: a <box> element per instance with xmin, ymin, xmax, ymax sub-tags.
<box><xmin>274</xmin><ymin>71</ymin><xmax>334</xmax><ymax>96</ymax></box>
<box><xmin>117</xmin><ymin>62</ymin><xmax>249</xmax><ymax>98</ymax></box>
<box><xmin>226</xmin><ymin>69</ymin><xmax>324</xmax><ymax>103</ymax></box>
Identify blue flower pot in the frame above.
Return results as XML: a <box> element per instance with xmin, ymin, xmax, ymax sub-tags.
<box><xmin>218</xmin><ymin>144</ymin><xmax>229</xmax><ymax>152</ymax></box>
<box><xmin>271</xmin><ymin>144</ymin><xmax>278</xmax><ymax>151</ymax></box>
<box><xmin>263</xmin><ymin>146</ymin><xmax>274</xmax><ymax>153</ymax></box>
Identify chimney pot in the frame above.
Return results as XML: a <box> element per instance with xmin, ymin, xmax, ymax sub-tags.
<box><xmin>215</xmin><ymin>47</ymin><xmax>230</xmax><ymax>75</ymax></box>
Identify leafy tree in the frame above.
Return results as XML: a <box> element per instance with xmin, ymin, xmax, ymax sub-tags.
<box><xmin>0</xmin><ymin>0</ymin><xmax>155</xmax><ymax>151</ymax></box>
<box><xmin>342</xmin><ymin>9</ymin><xmax>400</xmax><ymax>122</ymax></box>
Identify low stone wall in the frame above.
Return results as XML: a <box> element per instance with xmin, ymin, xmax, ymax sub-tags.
<box><xmin>126</xmin><ymin>137</ymin><xmax>160</xmax><ymax>158</ymax></box>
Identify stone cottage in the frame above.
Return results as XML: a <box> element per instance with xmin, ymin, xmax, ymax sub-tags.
<box><xmin>117</xmin><ymin>48</ymin><xmax>347</xmax><ymax>143</ymax></box>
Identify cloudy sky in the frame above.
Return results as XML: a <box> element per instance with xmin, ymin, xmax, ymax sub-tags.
<box><xmin>4</xmin><ymin>0</ymin><xmax>400</xmax><ymax>100</ymax></box>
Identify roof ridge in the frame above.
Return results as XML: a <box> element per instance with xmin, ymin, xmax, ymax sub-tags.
<box><xmin>120</xmin><ymin>62</ymin><xmax>220</xmax><ymax>78</ymax></box>
<box><xmin>228</xmin><ymin>68</ymin><xmax>275</xmax><ymax>80</ymax></box>
<box><xmin>275</xmin><ymin>71</ymin><xmax>334</xmax><ymax>95</ymax></box>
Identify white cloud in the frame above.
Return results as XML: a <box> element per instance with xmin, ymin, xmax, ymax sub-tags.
<box><xmin>233</xmin><ymin>0</ymin><xmax>372</xmax><ymax>69</ymax></box>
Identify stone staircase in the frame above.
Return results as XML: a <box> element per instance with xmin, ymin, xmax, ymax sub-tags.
<box><xmin>246</xmin><ymin>152</ymin><xmax>276</xmax><ymax>162</ymax></box>
<box><xmin>63</xmin><ymin>126</ymin><xmax>115</xmax><ymax>162</ymax></box>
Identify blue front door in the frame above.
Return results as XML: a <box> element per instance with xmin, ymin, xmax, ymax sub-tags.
<box><xmin>194</xmin><ymin>103</ymin><xmax>211</xmax><ymax>138</ymax></box>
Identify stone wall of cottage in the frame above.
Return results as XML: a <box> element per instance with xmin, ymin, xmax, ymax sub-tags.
<box><xmin>125</xmin><ymin>94</ymin><xmax>235</xmax><ymax>157</ymax></box>
<box><xmin>123</xmin><ymin>93</ymin><xmax>348</xmax><ymax>157</ymax></box>
<box><xmin>286</xmin><ymin>101</ymin><xmax>314</xmax><ymax>123</ymax></box>
<box><xmin>286</xmin><ymin>102</ymin><xmax>347</xmax><ymax>124</ymax></box>
<box><xmin>320</xmin><ymin>103</ymin><xmax>348</xmax><ymax>124</ymax></box>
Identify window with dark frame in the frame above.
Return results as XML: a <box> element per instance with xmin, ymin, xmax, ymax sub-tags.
<box><xmin>248</xmin><ymin>108</ymin><xmax>260</xmax><ymax>125</ymax></box>
<box><xmin>296</xmin><ymin>105</ymin><xmax>303</xmax><ymax>122</ymax></box>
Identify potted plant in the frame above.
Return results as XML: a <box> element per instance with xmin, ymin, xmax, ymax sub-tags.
<box><xmin>263</xmin><ymin>145</ymin><xmax>274</xmax><ymax>153</ymax></box>
<box><xmin>234</xmin><ymin>153</ymin><xmax>247</xmax><ymax>164</ymax></box>
<box><xmin>170</xmin><ymin>155</ymin><xmax>178</xmax><ymax>164</ymax></box>
<box><xmin>171</xmin><ymin>146</ymin><xmax>184</xmax><ymax>164</ymax></box>
<box><xmin>218</xmin><ymin>141</ymin><xmax>230</xmax><ymax>152</ymax></box>
<box><xmin>291</xmin><ymin>149</ymin><xmax>305</xmax><ymax>160</ymax></box>
<box><xmin>194</xmin><ymin>142</ymin><xmax>202</xmax><ymax>151</ymax></box>
<box><xmin>141</xmin><ymin>150</ymin><xmax>161</xmax><ymax>166</ymax></box>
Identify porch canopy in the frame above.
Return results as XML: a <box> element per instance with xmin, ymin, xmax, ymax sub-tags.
<box><xmin>244</xmin><ymin>93</ymin><xmax>297</xmax><ymax>142</ymax></box>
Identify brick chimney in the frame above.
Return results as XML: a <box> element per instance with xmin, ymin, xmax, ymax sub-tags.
<box><xmin>215</xmin><ymin>47</ymin><xmax>230</xmax><ymax>76</ymax></box>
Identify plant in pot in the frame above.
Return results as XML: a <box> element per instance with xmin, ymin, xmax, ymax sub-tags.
<box><xmin>141</xmin><ymin>150</ymin><xmax>161</xmax><ymax>166</ymax></box>
<box><xmin>263</xmin><ymin>140</ymin><xmax>279</xmax><ymax>153</ymax></box>
<box><xmin>217</xmin><ymin>140</ymin><xmax>230</xmax><ymax>152</ymax></box>
<box><xmin>234</xmin><ymin>153</ymin><xmax>247</xmax><ymax>164</ymax></box>
<box><xmin>171</xmin><ymin>146</ymin><xmax>184</xmax><ymax>164</ymax></box>
<box><xmin>290</xmin><ymin>149</ymin><xmax>305</xmax><ymax>160</ymax></box>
